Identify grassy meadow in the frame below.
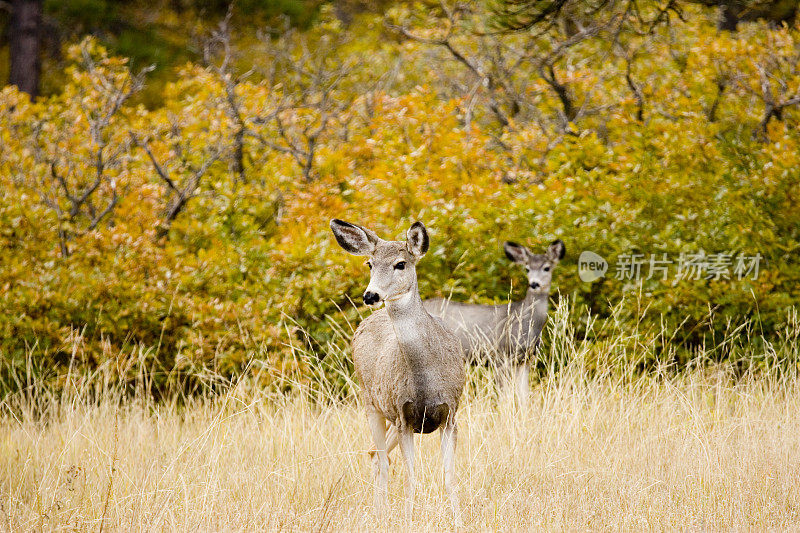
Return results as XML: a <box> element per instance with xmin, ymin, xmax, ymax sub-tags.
<box><xmin>3</xmin><ymin>1</ymin><xmax>800</xmax><ymax>530</ymax></box>
<box><xmin>3</xmin><ymin>304</ymin><xmax>799</xmax><ymax>531</ymax></box>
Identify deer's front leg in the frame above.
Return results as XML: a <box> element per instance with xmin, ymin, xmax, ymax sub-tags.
<box><xmin>440</xmin><ymin>418</ymin><xmax>463</xmax><ymax>528</ymax></box>
<box><xmin>370</xmin><ymin>422</ymin><xmax>400</xmax><ymax>468</ymax></box>
<box><xmin>515</xmin><ymin>362</ymin><xmax>530</xmax><ymax>405</ymax></box>
<box><xmin>367</xmin><ymin>409</ymin><xmax>389</xmax><ymax>514</ymax></box>
<box><xmin>398</xmin><ymin>427</ymin><xmax>415</xmax><ymax>521</ymax></box>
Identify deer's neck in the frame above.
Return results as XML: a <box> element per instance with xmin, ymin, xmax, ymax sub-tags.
<box><xmin>519</xmin><ymin>288</ymin><xmax>550</xmax><ymax>316</ymax></box>
<box><xmin>385</xmin><ymin>284</ymin><xmax>434</xmax><ymax>357</ymax></box>
<box><xmin>385</xmin><ymin>284</ymin><xmax>427</xmax><ymax>326</ymax></box>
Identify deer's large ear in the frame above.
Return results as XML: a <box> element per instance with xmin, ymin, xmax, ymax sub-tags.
<box><xmin>547</xmin><ymin>239</ymin><xmax>566</xmax><ymax>262</ymax></box>
<box><xmin>406</xmin><ymin>221</ymin><xmax>429</xmax><ymax>258</ymax></box>
<box><xmin>504</xmin><ymin>241</ymin><xmax>529</xmax><ymax>264</ymax></box>
<box><xmin>330</xmin><ymin>219</ymin><xmax>378</xmax><ymax>256</ymax></box>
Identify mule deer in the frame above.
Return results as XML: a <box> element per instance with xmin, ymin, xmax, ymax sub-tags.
<box><xmin>424</xmin><ymin>239</ymin><xmax>565</xmax><ymax>402</ymax></box>
<box><xmin>330</xmin><ymin>219</ymin><xmax>465</xmax><ymax>524</ymax></box>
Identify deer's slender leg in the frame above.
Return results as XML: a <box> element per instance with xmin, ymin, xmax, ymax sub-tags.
<box><xmin>440</xmin><ymin>419</ymin><xmax>463</xmax><ymax>527</ymax></box>
<box><xmin>386</xmin><ymin>423</ymin><xmax>399</xmax><ymax>454</ymax></box>
<box><xmin>370</xmin><ymin>423</ymin><xmax>399</xmax><ymax>468</ymax></box>
<box><xmin>367</xmin><ymin>409</ymin><xmax>389</xmax><ymax>513</ymax></box>
<box><xmin>398</xmin><ymin>427</ymin><xmax>416</xmax><ymax>521</ymax></box>
<box><xmin>515</xmin><ymin>363</ymin><xmax>530</xmax><ymax>405</ymax></box>
<box><xmin>495</xmin><ymin>357</ymin><xmax>515</xmax><ymax>399</ymax></box>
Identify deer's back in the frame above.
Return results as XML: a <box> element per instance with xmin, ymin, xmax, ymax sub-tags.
<box><xmin>424</xmin><ymin>297</ymin><xmax>547</xmax><ymax>363</ymax></box>
<box><xmin>424</xmin><ymin>298</ymin><xmax>507</xmax><ymax>356</ymax></box>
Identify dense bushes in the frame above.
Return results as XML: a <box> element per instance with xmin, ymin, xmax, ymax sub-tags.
<box><xmin>1</xmin><ymin>6</ymin><xmax>799</xmax><ymax>389</ymax></box>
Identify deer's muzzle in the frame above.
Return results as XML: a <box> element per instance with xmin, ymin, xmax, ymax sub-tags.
<box><xmin>363</xmin><ymin>291</ymin><xmax>380</xmax><ymax>305</ymax></box>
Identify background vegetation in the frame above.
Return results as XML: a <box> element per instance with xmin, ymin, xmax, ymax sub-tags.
<box><xmin>1</xmin><ymin>0</ymin><xmax>799</xmax><ymax>394</ymax></box>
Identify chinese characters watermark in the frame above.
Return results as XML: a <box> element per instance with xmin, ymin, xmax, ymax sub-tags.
<box><xmin>579</xmin><ymin>250</ymin><xmax>762</xmax><ymax>283</ymax></box>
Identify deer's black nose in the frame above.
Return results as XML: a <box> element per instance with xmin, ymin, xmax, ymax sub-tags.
<box><xmin>529</xmin><ymin>282</ymin><xmax>541</xmax><ymax>289</ymax></box>
<box><xmin>363</xmin><ymin>291</ymin><xmax>380</xmax><ymax>305</ymax></box>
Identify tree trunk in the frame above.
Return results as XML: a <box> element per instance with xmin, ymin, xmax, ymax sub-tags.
<box><xmin>8</xmin><ymin>0</ymin><xmax>43</xmax><ymax>98</ymax></box>
<box><xmin>718</xmin><ymin>3</ymin><xmax>740</xmax><ymax>31</ymax></box>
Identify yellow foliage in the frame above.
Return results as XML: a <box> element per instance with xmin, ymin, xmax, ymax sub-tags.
<box><xmin>1</xmin><ymin>11</ymin><xmax>800</xmax><ymax>389</ymax></box>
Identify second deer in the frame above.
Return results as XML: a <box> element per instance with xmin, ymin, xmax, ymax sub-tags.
<box><xmin>424</xmin><ymin>239</ymin><xmax>565</xmax><ymax>402</ymax></box>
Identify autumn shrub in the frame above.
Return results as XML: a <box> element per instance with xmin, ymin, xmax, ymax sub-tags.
<box><xmin>1</xmin><ymin>9</ymin><xmax>799</xmax><ymax>393</ymax></box>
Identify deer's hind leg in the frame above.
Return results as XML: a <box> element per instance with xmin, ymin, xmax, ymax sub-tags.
<box><xmin>385</xmin><ymin>423</ymin><xmax>400</xmax><ymax>455</ymax></box>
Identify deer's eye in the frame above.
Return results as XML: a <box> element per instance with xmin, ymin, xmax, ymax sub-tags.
<box><xmin>544</xmin><ymin>266</ymin><xmax>551</xmax><ymax>272</ymax></box>
<box><xmin>394</xmin><ymin>261</ymin><xmax>406</xmax><ymax>270</ymax></box>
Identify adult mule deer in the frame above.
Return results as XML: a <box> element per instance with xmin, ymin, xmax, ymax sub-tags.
<box><xmin>330</xmin><ymin>219</ymin><xmax>465</xmax><ymax>525</ymax></box>
<box><xmin>424</xmin><ymin>239</ymin><xmax>565</xmax><ymax>402</ymax></box>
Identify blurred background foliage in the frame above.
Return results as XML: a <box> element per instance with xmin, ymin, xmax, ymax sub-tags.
<box><xmin>1</xmin><ymin>0</ymin><xmax>799</xmax><ymax>393</ymax></box>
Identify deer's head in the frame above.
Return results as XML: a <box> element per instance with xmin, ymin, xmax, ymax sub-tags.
<box><xmin>331</xmin><ymin>219</ymin><xmax>429</xmax><ymax>306</ymax></box>
<box><xmin>504</xmin><ymin>239</ymin><xmax>565</xmax><ymax>294</ymax></box>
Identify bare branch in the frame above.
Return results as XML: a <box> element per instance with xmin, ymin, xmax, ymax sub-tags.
<box><xmin>707</xmin><ymin>79</ymin><xmax>726</xmax><ymax>122</ymax></box>
<box><xmin>540</xmin><ymin>63</ymin><xmax>576</xmax><ymax>126</ymax></box>
<box><xmin>624</xmin><ymin>55</ymin><xmax>644</xmax><ymax>122</ymax></box>
<box><xmin>249</xmin><ymin>22</ymin><xmax>354</xmax><ymax>181</ymax></box>
<box><xmin>158</xmin><ymin>148</ymin><xmax>224</xmax><ymax>238</ymax></box>
<box><xmin>30</xmin><ymin>44</ymin><xmax>152</xmax><ymax>254</ymax></box>
<box><xmin>87</xmin><ymin>187</ymin><xmax>118</xmax><ymax>231</ymax></box>
<box><xmin>386</xmin><ymin>18</ymin><xmax>514</xmax><ymax>127</ymax></box>
<box><xmin>203</xmin><ymin>10</ymin><xmax>251</xmax><ymax>182</ymax></box>
<box><xmin>130</xmin><ymin>133</ymin><xmax>178</xmax><ymax>192</ymax></box>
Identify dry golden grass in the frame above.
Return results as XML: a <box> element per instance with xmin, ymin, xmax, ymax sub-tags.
<box><xmin>2</xmin><ymin>305</ymin><xmax>800</xmax><ymax>531</ymax></box>
<box><xmin>2</xmin><ymin>368</ymin><xmax>799</xmax><ymax>531</ymax></box>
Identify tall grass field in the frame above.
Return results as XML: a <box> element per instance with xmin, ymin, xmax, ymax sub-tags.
<box><xmin>2</xmin><ymin>303</ymin><xmax>799</xmax><ymax>531</ymax></box>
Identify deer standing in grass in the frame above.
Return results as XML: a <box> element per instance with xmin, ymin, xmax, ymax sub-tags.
<box><xmin>424</xmin><ymin>239</ymin><xmax>565</xmax><ymax>403</ymax></box>
<box><xmin>330</xmin><ymin>219</ymin><xmax>465</xmax><ymax>525</ymax></box>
